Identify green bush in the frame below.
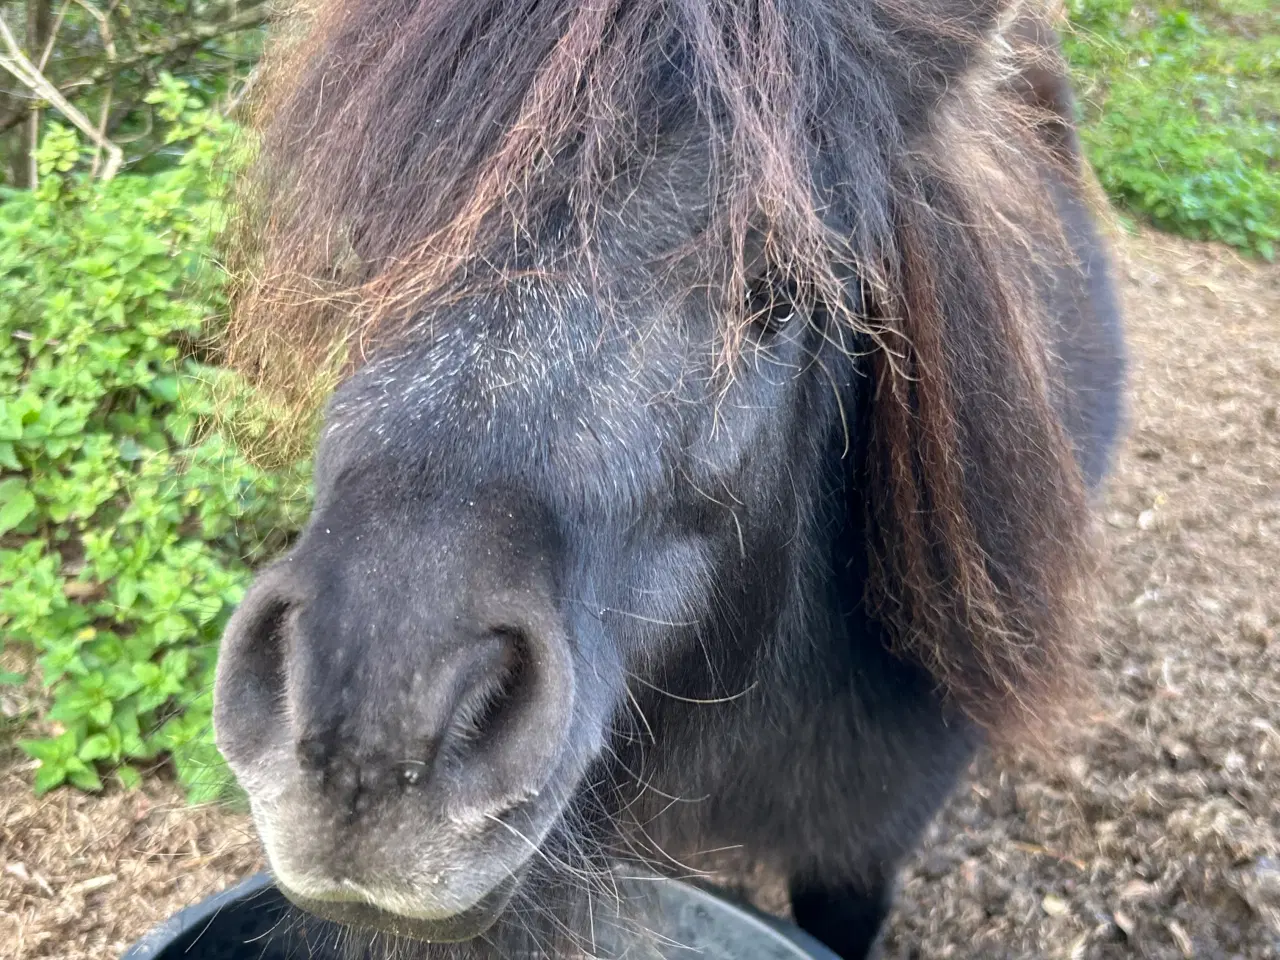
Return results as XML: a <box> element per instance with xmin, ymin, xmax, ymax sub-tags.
<box><xmin>1065</xmin><ymin>0</ymin><xmax>1280</xmax><ymax>259</ymax></box>
<box><xmin>0</xmin><ymin>79</ymin><xmax>310</xmax><ymax>801</ymax></box>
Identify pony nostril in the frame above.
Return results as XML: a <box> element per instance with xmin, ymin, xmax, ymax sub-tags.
<box><xmin>450</xmin><ymin>629</ymin><xmax>527</xmax><ymax>746</ymax></box>
<box><xmin>240</xmin><ymin>599</ymin><xmax>291</xmax><ymax>707</ymax></box>
<box><xmin>447</xmin><ymin>609</ymin><xmax>576</xmax><ymax>810</ymax></box>
<box><xmin>213</xmin><ymin>581</ymin><xmax>296</xmax><ymax>764</ymax></box>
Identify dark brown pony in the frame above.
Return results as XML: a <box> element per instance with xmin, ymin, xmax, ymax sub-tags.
<box><xmin>213</xmin><ymin>0</ymin><xmax>1125</xmax><ymax>954</ymax></box>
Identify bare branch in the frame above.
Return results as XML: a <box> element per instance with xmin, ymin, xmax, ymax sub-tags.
<box><xmin>67</xmin><ymin>0</ymin><xmax>117</xmax><ymax>176</ymax></box>
<box><xmin>26</xmin><ymin>102</ymin><xmax>38</xmax><ymax>185</ymax></box>
<box><xmin>0</xmin><ymin>10</ymin><xmax>123</xmax><ymax>178</ymax></box>
<box><xmin>0</xmin><ymin>1</ymin><xmax>268</xmax><ymax>137</ymax></box>
<box><xmin>113</xmin><ymin>2</ymin><xmax>270</xmax><ymax>67</ymax></box>
<box><xmin>88</xmin><ymin>84</ymin><xmax>111</xmax><ymax>176</ymax></box>
<box><xmin>37</xmin><ymin>0</ymin><xmax>72</xmax><ymax>71</ymax></box>
<box><xmin>71</xmin><ymin>0</ymin><xmax>117</xmax><ymax>64</ymax></box>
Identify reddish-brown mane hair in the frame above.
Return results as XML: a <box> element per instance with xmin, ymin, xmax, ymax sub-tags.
<box><xmin>223</xmin><ymin>0</ymin><xmax>1092</xmax><ymax>739</ymax></box>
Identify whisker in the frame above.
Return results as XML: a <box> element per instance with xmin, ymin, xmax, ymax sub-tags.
<box><xmin>626</xmin><ymin>673</ymin><xmax>759</xmax><ymax>705</ymax></box>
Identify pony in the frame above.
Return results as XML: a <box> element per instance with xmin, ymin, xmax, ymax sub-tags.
<box><xmin>211</xmin><ymin>0</ymin><xmax>1125</xmax><ymax>954</ymax></box>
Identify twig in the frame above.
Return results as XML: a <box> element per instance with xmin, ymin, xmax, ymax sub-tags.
<box><xmin>0</xmin><ymin>10</ymin><xmax>123</xmax><ymax>178</ymax></box>
<box><xmin>0</xmin><ymin>1</ymin><xmax>268</xmax><ymax>137</ymax></box>
<box><xmin>26</xmin><ymin>104</ymin><xmax>38</xmax><ymax>186</ymax></box>
<box><xmin>89</xmin><ymin>85</ymin><xmax>111</xmax><ymax>177</ymax></box>
<box><xmin>222</xmin><ymin>62</ymin><xmax>259</xmax><ymax>117</ymax></box>
<box><xmin>37</xmin><ymin>0</ymin><xmax>72</xmax><ymax>70</ymax></box>
<box><xmin>69</xmin><ymin>0</ymin><xmax>116</xmax><ymax>176</ymax></box>
<box><xmin>71</xmin><ymin>0</ymin><xmax>117</xmax><ymax>64</ymax></box>
<box><xmin>88</xmin><ymin>1</ymin><xmax>269</xmax><ymax>78</ymax></box>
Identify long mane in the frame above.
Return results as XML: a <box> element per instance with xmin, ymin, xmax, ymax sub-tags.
<box><xmin>224</xmin><ymin>0</ymin><xmax>1093</xmax><ymax>738</ymax></box>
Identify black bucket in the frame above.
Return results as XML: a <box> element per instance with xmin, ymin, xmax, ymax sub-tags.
<box><xmin>121</xmin><ymin>870</ymin><xmax>840</xmax><ymax>960</ymax></box>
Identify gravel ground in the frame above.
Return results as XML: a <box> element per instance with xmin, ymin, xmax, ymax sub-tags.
<box><xmin>2</xmin><ymin>227</ymin><xmax>1278</xmax><ymax>960</ymax></box>
<box><xmin>883</xmin><ymin>229</ymin><xmax>1280</xmax><ymax>960</ymax></box>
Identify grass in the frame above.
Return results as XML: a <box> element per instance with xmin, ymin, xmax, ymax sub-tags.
<box><xmin>1064</xmin><ymin>0</ymin><xmax>1280</xmax><ymax>259</ymax></box>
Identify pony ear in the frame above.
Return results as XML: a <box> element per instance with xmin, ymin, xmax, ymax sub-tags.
<box><xmin>1000</xmin><ymin>8</ymin><xmax>1085</xmax><ymax>166</ymax></box>
<box><xmin>859</xmin><ymin>153</ymin><xmax>1093</xmax><ymax>740</ymax></box>
<box><xmin>869</xmin><ymin>0</ymin><xmax>1012</xmax><ymax>132</ymax></box>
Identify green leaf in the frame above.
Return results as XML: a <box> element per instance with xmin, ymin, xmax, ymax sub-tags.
<box><xmin>19</xmin><ymin>735</ymin><xmax>72</xmax><ymax>765</ymax></box>
<box><xmin>102</xmin><ymin>669</ymin><xmax>143</xmax><ymax>701</ymax></box>
<box><xmin>21</xmin><ymin>731</ymin><xmax>81</xmax><ymax>794</ymax></box>
<box><xmin>33</xmin><ymin>765</ymin><xmax>68</xmax><ymax>795</ymax></box>
<box><xmin>116</xmin><ymin>765</ymin><xmax>143</xmax><ymax>790</ymax></box>
<box><xmin>66</xmin><ymin>762</ymin><xmax>103</xmax><ymax>793</ymax></box>
<box><xmin>38</xmin><ymin>637</ymin><xmax>90</xmax><ymax>685</ymax></box>
<box><xmin>147</xmin><ymin>376</ymin><xmax>180</xmax><ymax>405</ymax></box>
<box><xmin>0</xmin><ymin>479</ymin><xmax>36</xmax><ymax>535</ymax></box>
<box><xmin>79</xmin><ymin>733</ymin><xmax>114</xmax><ymax>762</ymax></box>
<box><xmin>0</xmin><ymin>443</ymin><xmax>20</xmax><ymax>471</ymax></box>
<box><xmin>88</xmin><ymin>698</ymin><xmax>113</xmax><ymax>727</ymax></box>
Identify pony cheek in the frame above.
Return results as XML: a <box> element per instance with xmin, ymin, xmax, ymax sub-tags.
<box><xmin>567</xmin><ymin>538</ymin><xmax>715</xmax><ymax>666</ymax></box>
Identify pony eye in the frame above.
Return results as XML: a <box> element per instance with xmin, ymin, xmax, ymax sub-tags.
<box><xmin>746</xmin><ymin>277</ymin><xmax>798</xmax><ymax>335</ymax></box>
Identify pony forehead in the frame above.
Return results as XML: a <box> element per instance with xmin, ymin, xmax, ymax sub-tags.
<box><xmin>226</xmin><ymin>0</ymin><xmax>1038</xmax><ymax>406</ymax></box>
<box><xmin>234</xmin><ymin>0</ymin><xmax>1008</xmax><ymax>282</ymax></box>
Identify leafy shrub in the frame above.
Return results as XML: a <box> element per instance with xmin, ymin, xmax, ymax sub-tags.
<box><xmin>1064</xmin><ymin>0</ymin><xmax>1280</xmax><ymax>259</ymax></box>
<box><xmin>0</xmin><ymin>79</ymin><xmax>310</xmax><ymax>801</ymax></box>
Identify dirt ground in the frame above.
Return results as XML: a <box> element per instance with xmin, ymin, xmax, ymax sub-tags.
<box><xmin>880</xmin><ymin>230</ymin><xmax>1280</xmax><ymax>960</ymax></box>
<box><xmin>1</xmin><ymin>227</ymin><xmax>1278</xmax><ymax>960</ymax></box>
